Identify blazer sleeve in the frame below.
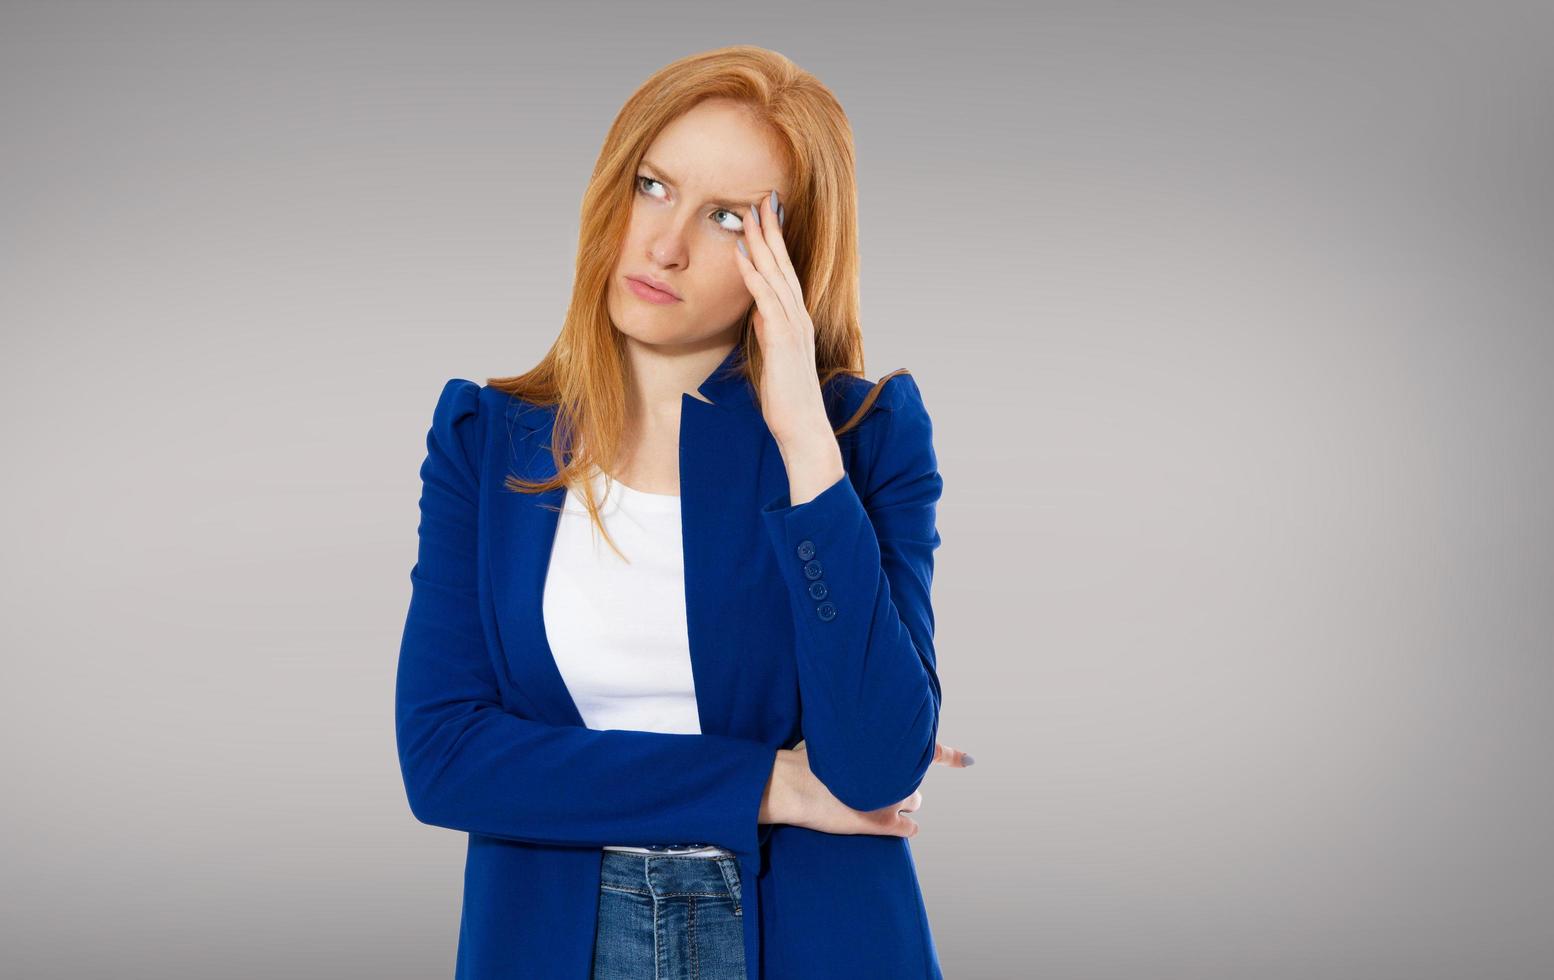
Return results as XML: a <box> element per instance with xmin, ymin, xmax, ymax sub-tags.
<box><xmin>758</xmin><ymin>373</ymin><xmax>944</xmax><ymax>812</ymax></box>
<box><xmin>395</xmin><ymin>378</ymin><xmax>780</xmax><ymax>855</ymax></box>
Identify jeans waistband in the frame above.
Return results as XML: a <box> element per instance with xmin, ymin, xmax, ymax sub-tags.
<box><xmin>599</xmin><ymin>849</ymin><xmax>743</xmax><ymax>914</ymax></box>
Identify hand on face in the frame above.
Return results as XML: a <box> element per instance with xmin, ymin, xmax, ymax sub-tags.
<box><xmin>732</xmin><ymin>191</ymin><xmax>829</xmax><ymax>449</ymax></box>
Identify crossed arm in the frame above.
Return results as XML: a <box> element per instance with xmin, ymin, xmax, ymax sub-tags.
<box><xmin>395</xmin><ymin>375</ymin><xmax>950</xmax><ymax>855</ymax></box>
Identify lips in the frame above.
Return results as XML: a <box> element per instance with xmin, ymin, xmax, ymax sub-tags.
<box><xmin>626</xmin><ymin>274</ymin><xmax>680</xmax><ymax>300</ymax></box>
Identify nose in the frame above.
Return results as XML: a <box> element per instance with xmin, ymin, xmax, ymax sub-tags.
<box><xmin>644</xmin><ymin>215</ymin><xmax>695</xmax><ymax>267</ymax></box>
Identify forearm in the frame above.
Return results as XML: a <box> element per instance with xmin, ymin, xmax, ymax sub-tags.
<box><xmin>397</xmin><ymin>682</ymin><xmax>780</xmax><ymax>854</ymax></box>
<box><xmin>776</xmin><ymin>428</ymin><xmax>845</xmax><ymax>507</ymax></box>
<box><xmin>759</xmin><ymin>380</ymin><xmax>944</xmax><ymax>813</ymax></box>
<box><xmin>759</xmin><ymin>748</ymin><xmax>804</xmax><ymax>825</ymax></box>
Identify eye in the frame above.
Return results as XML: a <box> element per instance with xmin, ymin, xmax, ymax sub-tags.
<box><xmin>711</xmin><ymin>208</ymin><xmax>745</xmax><ymax>234</ymax></box>
<box><xmin>635</xmin><ymin>175</ymin><xmax>746</xmax><ymax>234</ymax></box>
<box><xmin>635</xmin><ymin>174</ymin><xmax>667</xmax><ymax>201</ymax></box>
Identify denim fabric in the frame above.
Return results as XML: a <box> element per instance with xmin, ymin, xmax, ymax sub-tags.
<box><xmin>591</xmin><ymin>850</ymin><xmax>746</xmax><ymax>979</ymax></box>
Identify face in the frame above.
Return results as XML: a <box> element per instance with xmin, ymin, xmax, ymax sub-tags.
<box><xmin>607</xmin><ymin>98</ymin><xmax>789</xmax><ymax>350</ymax></box>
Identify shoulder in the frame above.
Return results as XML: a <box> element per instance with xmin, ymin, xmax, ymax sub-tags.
<box><xmin>823</xmin><ymin>370</ymin><xmax>929</xmax><ymax>434</ymax></box>
<box><xmin>419</xmin><ymin>380</ymin><xmax>481</xmax><ymax>489</ymax></box>
<box><xmin>867</xmin><ymin>372</ymin><xmax>934</xmax><ymax>473</ymax></box>
<box><xmin>428</xmin><ymin>378</ymin><xmax>540</xmax><ymax>442</ymax></box>
<box><xmin>824</xmin><ymin>370</ymin><xmax>937</xmax><ymax>498</ymax></box>
<box><xmin>432</xmin><ymin>377</ymin><xmax>481</xmax><ymax>422</ymax></box>
<box><xmin>873</xmin><ymin>370</ymin><xmax>929</xmax><ymax>417</ymax></box>
<box><xmin>428</xmin><ymin>376</ymin><xmax>487</xmax><ymax>443</ymax></box>
<box><xmin>425</xmin><ymin>379</ymin><xmax>524</xmax><ymax>483</ymax></box>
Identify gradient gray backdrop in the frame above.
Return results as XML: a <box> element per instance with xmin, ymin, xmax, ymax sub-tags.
<box><xmin>3</xmin><ymin>2</ymin><xmax>1551</xmax><ymax>978</ymax></box>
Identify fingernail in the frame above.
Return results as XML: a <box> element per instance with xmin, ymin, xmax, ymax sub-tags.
<box><xmin>750</xmin><ymin>203</ymin><xmax>760</xmax><ymax>227</ymax></box>
<box><xmin>770</xmin><ymin>190</ymin><xmax>779</xmax><ymax>213</ymax></box>
<box><xmin>962</xmin><ymin>754</ymin><xmax>975</xmax><ymax>766</ymax></box>
<box><xmin>737</xmin><ymin>239</ymin><xmax>748</xmax><ymax>257</ymax></box>
<box><xmin>777</xmin><ymin>202</ymin><xmax>785</xmax><ymax>227</ymax></box>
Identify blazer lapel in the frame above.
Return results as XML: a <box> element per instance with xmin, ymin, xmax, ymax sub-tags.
<box><xmin>487</xmin><ymin>397</ymin><xmax>583</xmax><ymax>728</ymax></box>
<box><xmin>486</xmin><ymin>341</ymin><xmax>797</xmax><ymax>743</ymax></box>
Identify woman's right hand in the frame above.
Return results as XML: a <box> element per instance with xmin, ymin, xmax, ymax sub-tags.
<box><xmin>763</xmin><ymin>739</ymin><xmax>969</xmax><ymax>839</ymax></box>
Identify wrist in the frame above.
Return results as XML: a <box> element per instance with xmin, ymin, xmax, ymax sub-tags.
<box><xmin>775</xmin><ymin>423</ymin><xmax>838</xmax><ymax>466</ymax></box>
<box><xmin>777</xmin><ymin>437</ymin><xmax>844</xmax><ymax>507</ymax></box>
<box><xmin>761</xmin><ymin>749</ymin><xmax>803</xmax><ymax>825</ymax></box>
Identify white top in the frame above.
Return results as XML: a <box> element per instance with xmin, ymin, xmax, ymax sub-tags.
<box><xmin>541</xmin><ymin>464</ymin><xmax>731</xmax><ymax>858</ymax></box>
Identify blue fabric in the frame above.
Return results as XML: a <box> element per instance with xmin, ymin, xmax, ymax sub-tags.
<box><xmin>395</xmin><ymin>340</ymin><xmax>945</xmax><ymax>978</ymax></box>
<box><xmin>592</xmin><ymin>851</ymin><xmax>746</xmax><ymax>979</ymax></box>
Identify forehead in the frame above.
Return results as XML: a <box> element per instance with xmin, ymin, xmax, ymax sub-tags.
<box><xmin>644</xmin><ymin>101</ymin><xmax>789</xmax><ymax>198</ymax></box>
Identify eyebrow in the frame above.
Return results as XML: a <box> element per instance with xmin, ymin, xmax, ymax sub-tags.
<box><xmin>639</xmin><ymin>158</ymin><xmax>769</xmax><ymax>209</ymax></box>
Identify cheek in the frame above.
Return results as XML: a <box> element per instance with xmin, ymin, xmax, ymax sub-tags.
<box><xmin>701</xmin><ymin>251</ymin><xmax>751</xmax><ymax>306</ymax></box>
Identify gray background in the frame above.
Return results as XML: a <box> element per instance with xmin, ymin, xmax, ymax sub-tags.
<box><xmin>3</xmin><ymin>1</ymin><xmax>1551</xmax><ymax>977</ymax></box>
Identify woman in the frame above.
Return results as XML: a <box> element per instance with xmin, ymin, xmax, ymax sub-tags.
<box><xmin>396</xmin><ymin>45</ymin><xmax>970</xmax><ymax>979</ymax></box>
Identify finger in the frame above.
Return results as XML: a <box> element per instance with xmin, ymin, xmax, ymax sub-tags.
<box><xmin>854</xmin><ymin>803</ymin><xmax>918</xmax><ymax>838</ymax></box>
<box><xmin>733</xmin><ymin>237</ymin><xmax>790</xmax><ymax>335</ymax></box>
<box><xmin>740</xmin><ymin>202</ymin><xmax>802</xmax><ymax>326</ymax></box>
<box><xmin>756</xmin><ymin>191</ymin><xmax>805</xmax><ymax>310</ymax></box>
<box><xmin>932</xmin><ymin>742</ymin><xmax>973</xmax><ymax>767</ymax></box>
<box><xmin>866</xmin><ymin>808</ymin><xmax>919</xmax><ymax>839</ymax></box>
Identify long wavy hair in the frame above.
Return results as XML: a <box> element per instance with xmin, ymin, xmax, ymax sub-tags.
<box><xmin>487</xmin><ymin>45</ymin><xmax>909</xmax><ymax>558</ymax></box>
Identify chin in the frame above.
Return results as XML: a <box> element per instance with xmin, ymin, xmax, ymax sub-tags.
<box><xmin>610</xmin><ymin>311</ymin><xmax>693</xmax><ymax>348</ymax></box>
<box><xmin>607</xmin><ymin>293</ymin><xmax>740</xmax><ymax>350</ymax></box>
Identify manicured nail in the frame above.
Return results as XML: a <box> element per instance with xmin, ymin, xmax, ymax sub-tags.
<box><xmin>962</xmin><ymin>754</ymin><xmax>975</xmax><ymax>766</ymax></box>
<box><xmin>777</xmin><ymin>202</ymin><xmax>785</xmax><ymax>227</ymax></box>
<box><xmin>770</xmin><ymin>190</ymin><xmax>779</xmax><ymax>214</ymax></box>
<box><xmin>750</xmin><ymin>203</ymin><xmax>760</xmax><ymax>227</ymax></box>
<box><xmin>737</xmin><ymin>239</ymin><xmax>748</xmax><ymax>257</ymax></box>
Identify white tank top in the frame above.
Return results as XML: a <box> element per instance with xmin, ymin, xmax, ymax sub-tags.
<box><xmin>541</xmin><ymin>464</ymin><xmax>731</xmax><ymax>858</ymax></box>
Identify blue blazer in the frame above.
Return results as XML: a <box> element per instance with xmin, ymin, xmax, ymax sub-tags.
<box><xmin>395</xmin><ymin>340</ymin><xmax>945</xmax><ymax>978</ymax></box>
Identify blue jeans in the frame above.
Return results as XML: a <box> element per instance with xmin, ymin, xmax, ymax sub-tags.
<box><xmin>591</xmin><ymin>850</ymin><xmax>746</xmax><ymax>979</ymax></box>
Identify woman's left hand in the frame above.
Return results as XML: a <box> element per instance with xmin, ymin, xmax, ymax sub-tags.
<box><xmin>733</xmin><ymin>191</ymin><xmax>830</xmax><ymax>452</ymax></box>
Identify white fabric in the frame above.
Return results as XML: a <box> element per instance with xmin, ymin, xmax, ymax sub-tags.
<box><xmin>542</xmin><ymin>465</ymin><xmax>731</xmax><ymax>858</ymax></box>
